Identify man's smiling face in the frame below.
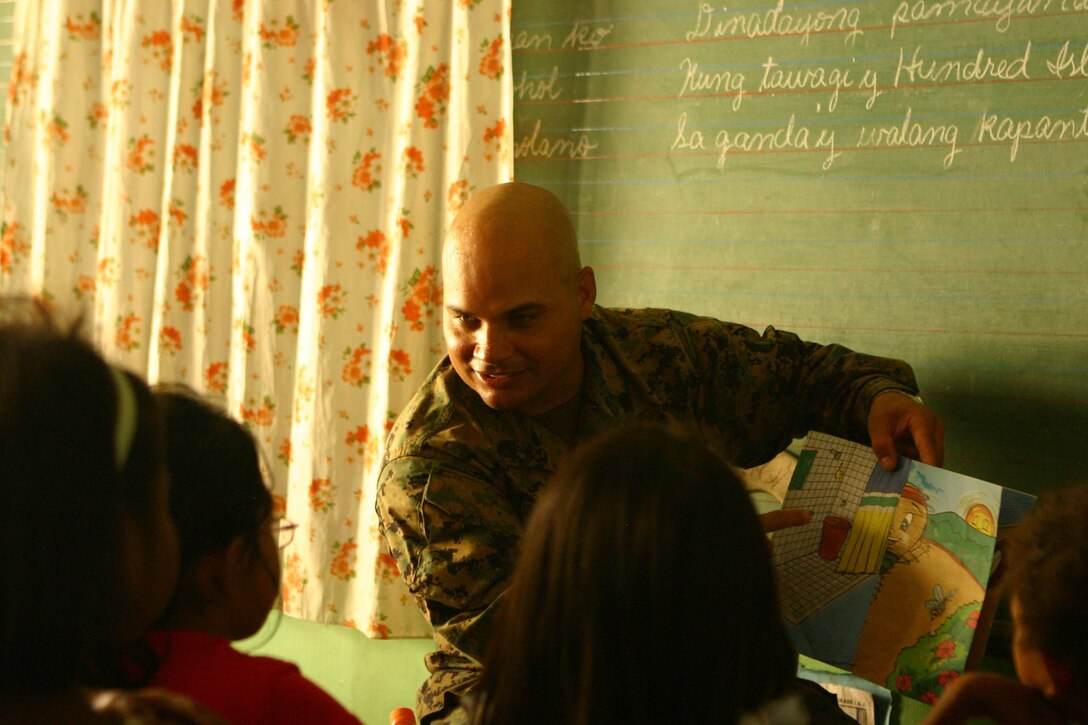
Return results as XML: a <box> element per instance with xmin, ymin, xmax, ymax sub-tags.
<box><xmin>441</xmin><ymin>183</ymin><xmax>595</xmax><ymax>416</ymax></box>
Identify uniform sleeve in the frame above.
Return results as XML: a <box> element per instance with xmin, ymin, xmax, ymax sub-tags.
<box><xmin>683</xmin><ymin>319</ymin><xmax>918</xmax><ymax>467</ymax></box>
<box><xmin>375</xmin><ymin>453</ymin><xmax>521</xmax><ymax>713</ymax></box>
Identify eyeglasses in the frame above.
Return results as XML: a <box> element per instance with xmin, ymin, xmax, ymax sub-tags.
<box><xmin>270</xmin><ymin>518</ymin><xmax>298</xmax><ymax>549</ymax></box>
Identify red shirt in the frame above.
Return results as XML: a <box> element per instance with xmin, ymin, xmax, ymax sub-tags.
<box><xmin>148</xmin><ymin>630</ymin><xmax>363</xmax><ymax>725</ymax></box>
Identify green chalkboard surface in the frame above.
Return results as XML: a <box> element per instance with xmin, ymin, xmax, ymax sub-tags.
<box><xmin>511</xmin><ymin>0</ymin><xmax>1088</xmax><ymax>495</ymax></box>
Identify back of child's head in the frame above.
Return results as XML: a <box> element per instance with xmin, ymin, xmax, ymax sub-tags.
<box><xmin>1004</xmin><ymin>483</ymin><xmax>1088</xmax><ymax>687</ymax></box>
<box><xmin>148</xmin><ymin>386</ymin><xmax>361</xmax><ymax>724</ymax></box>
<box><xmin>0</xmin><ymin>299</ymin><xmax>175</xmax><ymax>692</ymax></box>
<box><xmin>154</xmin><ymin>385</ymin><xmax>274</xmax><ymax>627</ymax></box>
<box><xmin>476</xmin><ymin>423</ymin><xmax>797</xmax><ymax>725</ymax></box>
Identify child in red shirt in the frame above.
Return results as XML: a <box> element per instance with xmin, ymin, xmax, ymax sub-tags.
<box><xmin>149</xmin><ymin>386</ymin><xmax>363</xmax><ymax>725</ymax></box>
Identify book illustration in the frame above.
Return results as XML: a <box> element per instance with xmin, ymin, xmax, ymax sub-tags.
<box><xmin>773</xmin><ymin>432</ymin><xmax>1004</xmax><ymax>704</ymax></box>
<box><xmin>775</xmin><ymin>434</ymin><xmax>911</xmax><ymax>622</ymax></box>
<box><xmin>835</xmin><ymin>463</ymin><xmax>910</xmax><ymax>575</ymax></box>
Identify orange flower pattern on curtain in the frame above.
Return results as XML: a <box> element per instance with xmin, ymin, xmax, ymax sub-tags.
<box><xmin>1</xmin><ymin>0</ymin><xmax>512</xmax><ymax>638</ymax></box>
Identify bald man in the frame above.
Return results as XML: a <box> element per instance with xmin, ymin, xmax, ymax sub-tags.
<box><xmin>377</xmin><ymin>182</ymin><xmax>944</xmax><ymax>723</ymax></box>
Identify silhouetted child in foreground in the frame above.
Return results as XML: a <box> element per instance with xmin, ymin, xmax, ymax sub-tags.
<box><xmin>148</xmin><ymin>386</ymin><xmax>363</xmax><ymax>724</ymax></box>
<box><xmin>469</xmin><ymin>424</ymin><xmax>806</xmax><ymax>725</ymax></box>
<box><xmin>1</xmin><ymin>301</ymin><xmax>217</xmax><ymax>723</ymax></box>
<box><xmin>924</xmin><ymin>483</ymin><xmax>1088</xmax><ymax>724</ymax></box>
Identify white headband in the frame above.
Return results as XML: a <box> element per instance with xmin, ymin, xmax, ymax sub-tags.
<box><xmin>109</xmin><ymin>366</ymin><xmax>138</xmax><ymax>470</ymax></box>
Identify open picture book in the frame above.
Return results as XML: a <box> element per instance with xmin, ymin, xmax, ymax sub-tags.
<box><xmin>771</xmin><ymin>432</ymin><xmax>1035</xmax><ymax>705</ymax></box>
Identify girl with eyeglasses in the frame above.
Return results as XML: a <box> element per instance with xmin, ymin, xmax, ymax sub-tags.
<box><xmin>147</xmin><ymin>385</ymin><xmax>361</xmax><ymax>724</ymax></box>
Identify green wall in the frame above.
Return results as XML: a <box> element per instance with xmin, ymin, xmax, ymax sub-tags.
<box><xmin>238</xmin><ymin>613</ymin><xmax>432</xmax><ymax>724</ymax></box>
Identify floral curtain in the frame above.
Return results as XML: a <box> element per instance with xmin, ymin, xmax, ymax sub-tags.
<box><xmin>1</xmin><ymin>0</ymin><xmax>511</xmax><ymax>638</ymax></box>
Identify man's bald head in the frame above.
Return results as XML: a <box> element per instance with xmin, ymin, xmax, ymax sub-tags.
<box><xmin>440</xmin><ymin>182</ymin><xmax>596</xmax><ymax>415</ymax></box>
<box><xmin>444</xmin><ymin>182</ymin><xmax>581</xmax><ymax>285</ymax></box>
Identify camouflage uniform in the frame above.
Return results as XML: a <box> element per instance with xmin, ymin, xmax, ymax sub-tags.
<box><xmin>377</xmin><ymin>306</ymin><xmax>918</xmax><ymax>724</ymax></box>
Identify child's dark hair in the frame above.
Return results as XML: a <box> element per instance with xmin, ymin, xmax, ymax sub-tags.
<box><xmin>154</xmin><ymin>385</ymin><xmax>273</xmax><ymax>589</ymax></box>
<box><xmin>474</xmin><ymin>423</ymin><xmax>798</xmax><ymax>725</ymax></box>
<box><xmin>0</xmin><ymin>301</ymin><xmax>165</xmax><ymax>692</ymax></box>
<box><xmin>1004</xmin><ymin>483</ymin><xmax>1088</xmax><ymax>682</ymax></box>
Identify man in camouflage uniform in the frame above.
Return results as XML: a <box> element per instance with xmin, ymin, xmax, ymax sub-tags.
<box><xmin>377</xmin><ymin>182</ymin><xmax>944</xmax><ymax>724</ymax></box>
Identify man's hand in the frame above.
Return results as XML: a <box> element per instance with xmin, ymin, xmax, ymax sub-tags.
<box><xmin>867</xmin><ymin>391</ymin><xmax>945</xmax><ymax>471</ymax></box>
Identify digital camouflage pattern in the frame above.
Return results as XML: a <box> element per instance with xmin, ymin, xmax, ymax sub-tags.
<box><xmin>376</xmin><ymin>306</ymin><xmax>919</xmax><ymax>724</ymax></box>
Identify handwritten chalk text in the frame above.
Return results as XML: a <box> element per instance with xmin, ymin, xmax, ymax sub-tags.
<box><xmin>759</xmin><ymin>57</ymin><xmax>859</xmax><ymax>112</ymax></box>
<box><xmin>714</xmin><ymin>114</ymin><xmax>840</xmax><ymax>169</ymax></box>
<box><xmin>978</xmin><ymin>107</ymin><xmax>1088</xmax><ymax>161</ymax></box>
<box><xmin>515</xmin><ymin>119</ymin><xmax>600</xmax><ymax>160</ymax></box>
<box><xmin>856</xmin><ymin>107</ymin><xmax>961</xmax><ymax>168</ymax></box>
<box><xmin>561</xmin><ymin>20</ymin><xmax>613</xmax><ymax>49</ymax></box>
<box><xmin>671</xmin><ymin>112</ymin><xmax>708</xmax><ymax>150</ymax></box>
<box><xmin>894</xmin><ymin>43</ymin><xmax>1031</xmax><ymax>85</ymax></box>
<box><xmin>512</xmin><ymin>31</ymin><xmax>552</xmax><ymax>51</ymax></box>
<box><xmin>890</xmin><ymin>0</ymin><xmax>1055</xmax><ymax>37</ymax></box>
<box><xmin>514</xmin><ymin>66</ymin><xmax>563</xmax><ymax>101</ymax></box>
<box><xmin>686</xmin><ymin>1</ymin><xmax>863</xmax><ymax>46</ymax></box>
<box><xmin>1046</xmin><ymin>40</ymin><xmax>1088</xmax><ymax>78</ymax></box>
<box><xmin>678</xmin><ymin>58</ymin><xmax>747</xmax><ymax>110</ymax></box>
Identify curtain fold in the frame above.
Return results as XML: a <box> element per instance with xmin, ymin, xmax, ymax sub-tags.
<box><xmin>1</xmin><ymin>0</ymin><xmax>512</xmax><ymax>638</ymax></box>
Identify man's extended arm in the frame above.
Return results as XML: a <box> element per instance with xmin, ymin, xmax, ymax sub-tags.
<box><xmin>683</xmin><ymin>317</ymin><xmax>935</xmax><ymax>467</ymax></box>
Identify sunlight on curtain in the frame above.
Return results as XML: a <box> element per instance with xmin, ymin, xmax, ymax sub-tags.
<box><xmin>0</xmin><ymin>0</ymin><xmax>512</xmax><ymax>638</ymax></box>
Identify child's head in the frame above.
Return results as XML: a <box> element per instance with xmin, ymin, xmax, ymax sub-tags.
<box><xmin>1004</xmin><ymin>483</ymin><xmax>1088</xmax><ymax>701</ymax></box>
<box><xmin>154</xmin><ymin>385</ymin><xmax>280</xmax><ymax>640</ymax></box>
<box><xmin>0</xmin><ymin>302</ymin><xmax>178</xmax><ymax>691</ymax></box>
<box><xmin>476</xmin><ymin>423</ymin><xmax>797</xmax><ymax>725</ymax></box>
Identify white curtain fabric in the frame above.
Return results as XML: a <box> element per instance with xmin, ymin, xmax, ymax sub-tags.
<box><xmin>1</xmin><ymin>0</ymin><xmax>512</xmax><ymax>638</ymax></box>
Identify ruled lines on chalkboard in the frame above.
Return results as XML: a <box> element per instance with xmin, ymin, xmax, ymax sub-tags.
<box><xmin>511</xmin><ymin>8</ymin><xmax>1087</xmax><ymax>55</ymax></box>
<box><xmin>510</xmin><ymin>0</ymin><xmax>1088</xmax><ymax>493</ymax></box>
<box><xmin>570</xmin><ymin>205</ymin><xmax>1085</xmax><ymax>215</ymax></box>
<box><xmin>513</xmin><ymin>66</ymin><xmax>1088</xmax><ymax>170</ymax></box>
<box><xmin>589</xmin><ymin>262</ymin><xmax>1088</xmax><ymax>276</ymax></box>
<box><xmin>511</xmin><ymin>2</ymin><xmax>1088</xmax><ymax>171</ymax></box>
<box><xmin>515</xmin><ymin>73</ymin><xmax>1085</xmax><ymax>108</ymax></box>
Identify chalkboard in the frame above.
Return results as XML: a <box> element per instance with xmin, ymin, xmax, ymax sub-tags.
<box><xmin>511</xmin><ymin>0</ymin><xmax>1088</xmax><ymax>495</ymax></box>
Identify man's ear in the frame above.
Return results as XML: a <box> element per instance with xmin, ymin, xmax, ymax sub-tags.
<box><xmin>1040</xmin><ymin>652</ymin><xmax>1075</xmax><ymax>698</ymax></box>
<box><xmin>576</xmin><ymin>265</ymin><xmax>596</xmax><ymax>318</ymax></box>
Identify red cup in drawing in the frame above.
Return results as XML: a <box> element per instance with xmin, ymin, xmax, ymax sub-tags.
<box><xmin>819</xmin><ymin>515</ymin><xmax>851</xmax><ymax>561</ymax></box>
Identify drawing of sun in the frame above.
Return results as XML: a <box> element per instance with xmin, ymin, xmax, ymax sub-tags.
<box><xmin>965</xmin><ymin>503</ymin><xmax>995</xmax><ymax>535</ymax></box>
